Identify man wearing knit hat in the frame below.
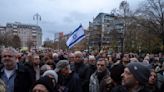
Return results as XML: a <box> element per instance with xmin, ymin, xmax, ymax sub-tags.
<box><xmin>122</xmin><ymin>62</ymin><xmax>151</xmax><ymax>92</ymax></box>
<box><xmin>42</xmin><ymin>70</ymin><xmax>58</xmax><ymax>85</ymax></box>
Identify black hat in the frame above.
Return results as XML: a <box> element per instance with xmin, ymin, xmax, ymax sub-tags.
<box><xmin>127</xmin><ymin>62</ymin><xmax>150</xmax><ymax>85</ymax></box>
<box><xmin>32</xmin><ymin>76</ymin><xmax>55</xmax><ymax>92</ymax></box>
<box><xmin>110</xmin><ymin>63</ymin><xmax>125</xmax><ymax>84</ymax></box>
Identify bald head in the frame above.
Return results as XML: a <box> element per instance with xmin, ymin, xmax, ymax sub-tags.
<box><xmin>68</xmin><ymin>53</ymin><xmax>75</xmax><ymax>64</ymax></box>
<box><xmin>74</xmin><ymin>51</ymin><xmax>82</xmax><ymax>56</ymax></box>
<box><xmin>74</xmin><ymin>51</ymin><xmax>83</xmax><ymax>63</ymax></box>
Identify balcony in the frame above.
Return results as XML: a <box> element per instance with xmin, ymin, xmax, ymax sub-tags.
<box><xmin>32</xmin><ymin>33</ymin><xmax>37</xmax><ymax>36</ymax></box>
<box><xmin>13</xmin><ymin>29</ymin><xmax>18</xmax><ymax>32</ymax></box>
<box><xmin>13</xmin><ymin>32</ymin><xmax>18</xmax><ymax>35</ymax></box>
<box><xmin>13</xmin><ymin>25</ymin><xmax>17</xmax><ymax>29</ymax></box>
<box><xmin>32</xmin><ymin>30</ymin><xmax>37</xmax><ymax>33</ymax></box>
<box><xmin>32</xmin><ymin>27</ymin><xmax>36</xmax><ymax>30</ymax></box>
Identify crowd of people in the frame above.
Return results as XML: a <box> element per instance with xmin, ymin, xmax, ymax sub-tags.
<box><xmin>0</xmin><ymin>47</ymin><xmax>164</xmax><ymax>92</ymax></box>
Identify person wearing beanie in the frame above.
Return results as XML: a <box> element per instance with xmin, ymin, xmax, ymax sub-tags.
<box><xmin>31</xmin><ymin>76</ymin><xmax>55</xmax><ymax>92</ymax></box>
<box><xmin>122</xmin><ymin>62</ymin><xmax>151</xmax><ymax>92</ymax></box>
<box><xmin>40</xmin><ymin>64</ymin><xmax>52</xmax><ymax>75</ymax></box>
<box><xmin>42</xmin><ymin>70</ymin><xmax>58</xmax><ymax>84</ymax></box>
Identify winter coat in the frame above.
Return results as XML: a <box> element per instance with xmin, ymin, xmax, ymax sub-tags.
<box><xmin>74</xmin><ymin>62</ymin><xmax>90</xmax><ymax>92</ymax></box>
<box><xmin>89</xmin><ymin>70</ymin><xmax>112</xmax><ymax>92</ymax></box>
<box><xmin>111</xmin><ymin>85</ymin><xmax>151</xmax><ymax>92</ymax></box>
<box><xmin>157</xmin><ymin>70</ymin><xmax>164</xmax><ymax>89</ymax></box>
<box><xmin>0</xmin><ymin>63</ymin><xmax>33</xmax><ymax>92</ymax></box>
<box><xmin>57</xmin><ymin>71</ymin><xmax>82</xmax><ymax>92</ymax></box>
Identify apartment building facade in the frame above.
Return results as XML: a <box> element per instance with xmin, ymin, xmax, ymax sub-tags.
<box><xmin>1</xmin><ymin>22</ymin><xmax>42</xmax><ymax>48</ymax></box>
<box><xmin>89</xmin><ymin>13</ymin><xmax>124</xmax><ymax>52</ymax></box>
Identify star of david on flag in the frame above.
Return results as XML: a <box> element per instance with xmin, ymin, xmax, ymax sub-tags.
<box><xmin>66</xmin><ymin>24</ymin><xmax>85</xmax><ymax>48</ymax></box>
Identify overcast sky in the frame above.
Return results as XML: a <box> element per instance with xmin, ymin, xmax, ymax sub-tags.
<box><xmin>0</xmin><ymin>0</ymin><xmax>143</xmax><ymax>41</ymax></box>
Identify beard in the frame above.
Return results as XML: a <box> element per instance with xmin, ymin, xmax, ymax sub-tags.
<box><xmin>96</xmin><ymin>69</ymin><xmax>107</xmax><ymax>82</ymax></box>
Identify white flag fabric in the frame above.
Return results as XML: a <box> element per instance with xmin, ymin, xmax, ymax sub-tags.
<box><xmin>66</xmin><ymin>25</ymin><xmax>85</xmax><ymax>48</ymax></box>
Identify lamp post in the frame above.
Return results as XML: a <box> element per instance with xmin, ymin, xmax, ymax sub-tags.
<box><xmin>121</xmin><ymin>29</ymin><xmax>124</xmax><ymax>53</ymax></box>
<box><xmin>33</xmin><ymin>13</ymin><xmax>41</xmax><ymax>49</ymax></box>
<box><xmin>33</xmin><ymin>13</ymin><xmax>41</xmax><ymax>25</ymax></box>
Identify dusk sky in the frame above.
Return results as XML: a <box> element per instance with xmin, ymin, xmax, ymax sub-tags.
<box><xmin>0</xmin><ymin>0</ymin><xmax>143</xmax><ymax>41</ymax></box>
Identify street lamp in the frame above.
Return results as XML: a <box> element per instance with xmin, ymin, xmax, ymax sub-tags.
<box><xmin>33</xmin><ymin>13</ymin><xmax>41</xmax><ymax>25</ymax></box>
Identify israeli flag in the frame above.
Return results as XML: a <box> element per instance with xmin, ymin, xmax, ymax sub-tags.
<box><xmin>66</xmin><ymin>25</ymin><xmax>85</xmax><ymax>48</ymax></box>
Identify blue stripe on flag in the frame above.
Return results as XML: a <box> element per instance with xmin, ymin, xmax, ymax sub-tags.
<box><xmin>66</xmin><ymin>24</ymin><xmax>85</xmax><ymax>48</ymax></box>
<box><xmin>68</xmin><ymin>34</ymin><xmax>85</xmax><ymax>47</ymax></box>
<box><xmin>71</xmin><ymin>24</ymin><xmax>82</xmax><ymax>35</ymax></box>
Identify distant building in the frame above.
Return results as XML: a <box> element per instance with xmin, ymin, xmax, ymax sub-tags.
<box><xmin>54</xmin><ymin>30</ymin><xmax>88</xmax><ymax>50</ymax></box>
<box><xmin>54</xmin><ymin>32</ymin><xmax>64</xmax><ymax>41</ymax></box>
<box><xmin>88</xmin><ymin>13</ymin><xmax>124</xmax><ymax>52</ymax></box>
<box><xmin>0</xmin><ymin>26</ymin><xmax>6</xmax><ymax>34</ymax></box>
<box><xmin>54</xmin><ymin>32</ymin><xmax>66</xmax><ymax>50</ymax></box>
<box><xmin>2</xmin><ymin>22</ymin><xmax>42</xmax><ymax>48</ymax></box>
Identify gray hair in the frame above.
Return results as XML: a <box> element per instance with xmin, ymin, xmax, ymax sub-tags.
<box><xmin>55</xmin><ymin>60</ymin><xmax>71</xmax><ymax>72</ymax></box>
<box><xmin>1</xmin><ymin>47</ymin><xmax>18</xmax><ymax>56</ymax></box>
<box><xmin>74</xmin><ymin>51</ymin><xmax>84</xmax><ymax>60</ymax></box>
<box><xmin>74</xmin><ymin>51</ymin><xmax>83</xmax><ymax>57</ymax></box>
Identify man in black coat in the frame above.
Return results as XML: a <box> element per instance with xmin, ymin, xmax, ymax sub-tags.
<box><xmin>24</xmin><ymin>53</ymin><xmax>41</xmax><ymax>83</ymax></box>
<box><xmin>73</xmin><ymin>51</ymin><xmax>90</xmax><ymax>92</ymax></box>
<box><xmin>55</xmin><ymin>60</ymin><xmax>82</xmax><ymax>92</ymax></box>
<box><xmin>0</xmin><ymin>47</ymin><xmax>33</xmax><ymax>92</ymax></box>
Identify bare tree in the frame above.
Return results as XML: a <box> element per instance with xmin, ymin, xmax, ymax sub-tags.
<box><xmin>119</xmin><ymin>0</ymin><xmax>130</xmax><ymax>17</ymax></box>
<box><xmin>110</xmin><ymin>0</ymin><xmax>162</xmax><ymax>53</ymax></box>
<box><xmin>11</xmin><ymin>35</ymin><xmax>21</xmax><ymax>49</ymax></box>
<box><xmin>43</xmin><ymin>38</ymin><xmax>54</xmax><ymax>48</ymax></box>
<box><xmin>27</xmin><ymin>38</ymin><xmax>33</xmax><ymax>51</ymax></box>
<box><xmin>1</xmin><ymin>31</ymin><xmax>13</xmax><ymax>47</ymax></box>
<box><xmin>0</xmin><ymin>32</ymin><xmax>4</xmax><ymax>46</ymax></box>
<box><xmin>119</xmin><ymin>1</ymin><xmax>131</xmax><ymax>52</ymax></box>
<box><xmin>136</xmin><ymin>0</ymin><xmax>164</xmax><ymax>50</ymax></box>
